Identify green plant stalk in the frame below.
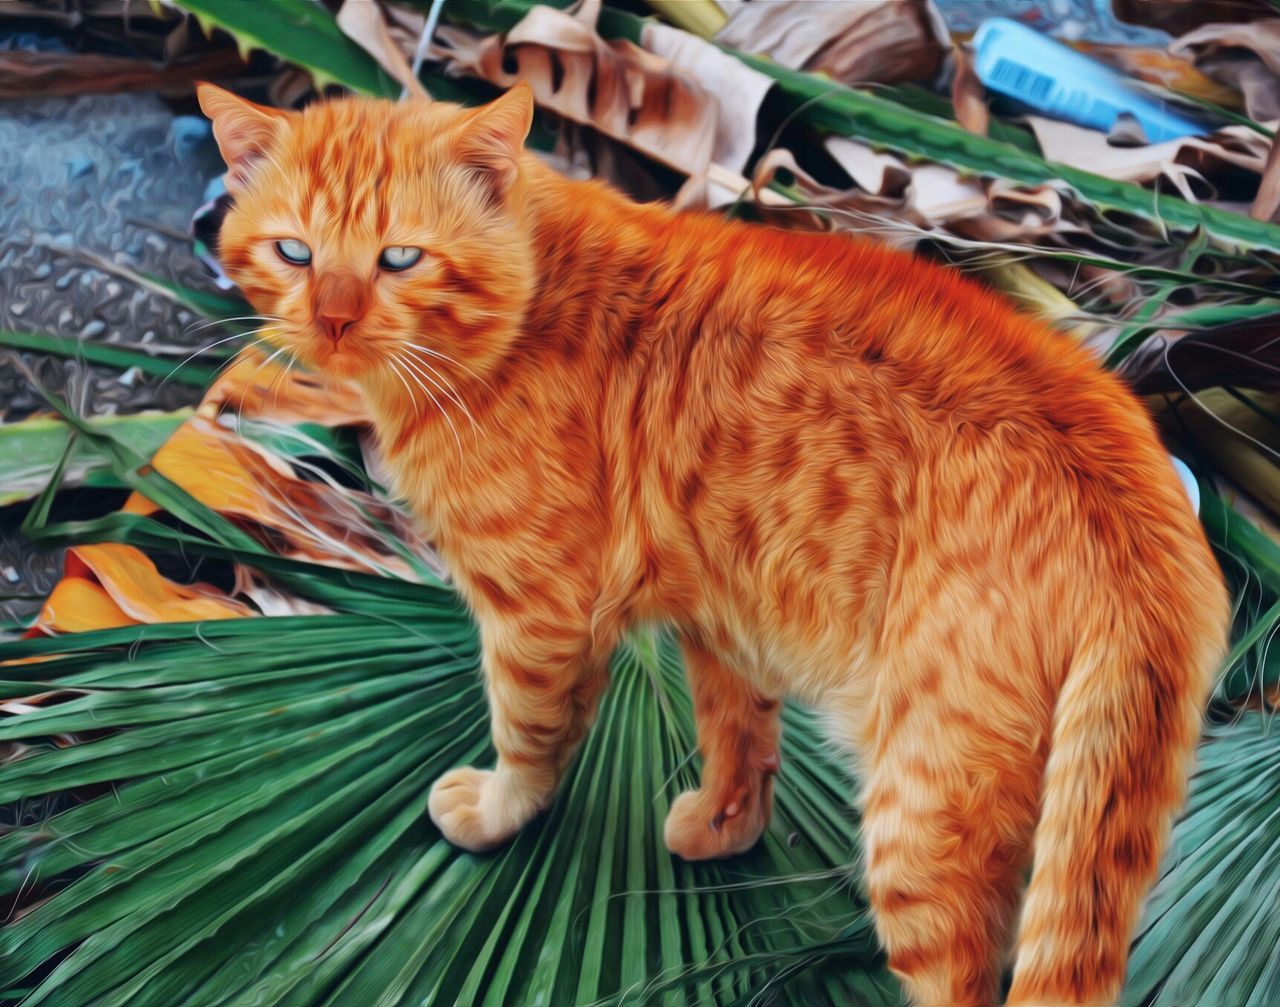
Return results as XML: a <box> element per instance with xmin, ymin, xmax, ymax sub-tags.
<box><xmin>0</xmin><ymin>410</ymin><xmax>189</xmax><ymax>506</ymax></box>
<box><xmin>0</xmin><ymin>329</ymin><xmax>219</xmax><ymax>387</ymax></box>
<box><xmin>1201</xmin><ymin>485</ymin><xmax>1280</xmax><ymax>596</ymax></box>
<box><xmin>140</xmin><ymin>271</ymin><xmax>250</xmax><ymax>319</ymax></box>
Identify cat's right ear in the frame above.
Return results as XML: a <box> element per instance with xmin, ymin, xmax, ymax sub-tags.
<box><xmin>195</xmin><ymin>83</ymin><xmax>289</xmax><ymax>195</ymax></box>
<box><xmin>456</xmin><ymin>83</ymin><xmax>534</xmax><ymax>206</ymax></box>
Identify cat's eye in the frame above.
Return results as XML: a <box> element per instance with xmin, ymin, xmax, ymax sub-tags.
<box><xmin>379</xmin><ymin>246</ymin><xmax>423</xmax><ymax>272</ymax></box>
<box><xmin>275</xmin><ymin>239</ymin><xmax>312</xmax><ymax>266</ymax></box>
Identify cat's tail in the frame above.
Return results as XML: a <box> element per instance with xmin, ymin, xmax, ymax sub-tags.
<box><xmin>1006</xmin><ymin>553</ymin><xmax>1227</xmax><ymax>1005</ymax></box>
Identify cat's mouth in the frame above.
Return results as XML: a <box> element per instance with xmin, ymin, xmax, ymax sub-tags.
<box><xmin>280</xmin><ymin>326</ymin><xmax>409</xmax><ymax>386</ymax></box>
<box><xmin>310</xmin><ymin>343</ymin><xmax>364</xmax><ymax>378</ymax></box>
<box><xmin>289</xmin><ymin>336</ymin><xmax>367</xmax><ymax>380</ymax></box>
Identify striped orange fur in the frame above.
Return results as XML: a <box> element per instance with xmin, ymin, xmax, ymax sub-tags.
<box><xmin>198</xmin><ymin>83</ymin><xmax>1230</xmax><ymax>1006</ymax></box>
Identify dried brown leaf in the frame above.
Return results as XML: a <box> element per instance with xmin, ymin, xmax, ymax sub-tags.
<box><xmin>1170</xmin><ymin>20</ymin><xmax>1280</xmax><ymax>123</ymax></box>
<box><xmin>27</xmin><ymin>543</ymin><xmax>251</xmax><ymax>635</ymax></box>
<box><xmin>640</xmin><ymin>20</ymin><xmax>773</xmax><ymax>174</ymax></box>
<box><xmin>1027</xmin><ymin>116</ymin><xmax>1273</xmax><ymax>205</ymax></box>
<box><xmin>335</xmin><ymin>0</ymin><xmax>428</xmax><ymax>99</ymax></box>
<box><xmin>1072</xmin><ymin>41</ymin><xmax>1243</xmax><ymax>108</ymax></box>
<box><xmin>0</xmin><ymin>48</ymin><xmax>243</xmax><ymax>99</ymax></box>
<box><xmin>123</xmin><ymin>417</ymin><xmax>427</xmax><ymax>579</ymax></box>
<box><xmin>714</xmin><ymin>0</ymin><xmax>947</xmax><ymax>85</ymax></box>
<box><xmin>951</xmin><ymin>44</ymin><xmax>988</xmax><ymax>137</ymax></box>
<box><xmin>434</xmin><ymin>0</ymin><xmax>770</xmax><ymax>178</ymax></box>
<box><xmin>1252</xmin><ymin>131</ymin><xmax>1280</xmax><ymax>221</ymax></box>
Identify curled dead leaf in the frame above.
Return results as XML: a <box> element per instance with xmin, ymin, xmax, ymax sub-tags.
<box><xmin>714</xmin><ymin>0</ymin><xmax>947</xmax><ymax>86</ymax></box>
<box><xmin>639</xmin><ymin>19</ymin><xmax>773</xmax><ymax>176</ymax></box>
<box><xmin>434</xmin><ymin>0</ymin><xmax>766</xmax><ymax>178</ymax></box>
<box><xmin>24</xmin><ymin>337</ymin><xmax>433</xmax><ymax>638</ymax></box>
<box><xmin>822</xmin><ymin>136</ymin><xmax>1067</xmax><ymax>244</ymax></box>
<box><xmin>1170</xmin><ymin>20</ymin><xmax>1280</xmax><ymax>123</ymax></box>
<box><xmin>336</xmin><ymin>0</ymin><xmax>428</xmax><ymax>99</ymax></box>
<box><xmin>0</xmin><ymin>47</ymin><xmax>243</xmax><ymax>99</ymax></box>
<box><xmin>1252</xmin><ymin>132</ymin><xmax>1280</xmax><ymax>221</ymax></box>
<box><xmin>0</xmin><ymin>689</ymin><xmax>90</xmax><ymax>715</ymax></box>
<box><xmin>1027</xmin><ymin>116</ymin><xmax>1275</xmax><ymax>207</ymax></box>
<box><xmin>32</xmin><ymin>576</ymin><xmax>138</xmax><ymax>635</ymax></box>
<box><xmin>27</xmin><ymin>543</ymin><xmax>250</xmax><ymax>636</ymax></box>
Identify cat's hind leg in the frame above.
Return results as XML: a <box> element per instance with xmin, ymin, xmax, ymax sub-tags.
<box><xmin>856</xmin><ymin>653</ymin><xmax>1047</xmax><ymax>1007</ymax></box>
<box><xmin>663</xmin><ymin>636</ymin><xmax>781</xmax><ymax>861</ymax></box>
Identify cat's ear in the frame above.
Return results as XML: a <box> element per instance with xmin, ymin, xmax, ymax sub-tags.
<box><xmin>196</xmin><ymin>83</ymin><xmax>289</xmax><ymax>195</ymax></box>
<box><xmin>457</xmin><ymin>83</ymin><xmax>534</xmax><ymax>203</ymax></box>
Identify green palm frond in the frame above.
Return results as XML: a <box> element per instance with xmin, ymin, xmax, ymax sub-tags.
<box><xmin>0</xmin><ymin>613</ymin><xmax>896</xmax><ymax>1006</ymax></box>
<box><xmin>1125</xmin><ymin>712</ymin><xmax>1280</xmax><ymax>1006</ymax></box>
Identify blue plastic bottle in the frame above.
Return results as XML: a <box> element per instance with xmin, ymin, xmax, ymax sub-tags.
<box><xmin>972</xmin><ymin>18</ymin><xmax>1207</xmax><ymax>143</ymax></box>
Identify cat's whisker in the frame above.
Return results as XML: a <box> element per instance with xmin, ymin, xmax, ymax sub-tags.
<box><xmin>413</xmin><ymin>359</ymin><xmax>476</xmax><ymax>423</ymax></box>
<box><xmin>405</xmin><ymin>342</ymin><xmax>494</xmax><ymax>392</ymax></box>
<box><xmin>206</xmin><ymin>325</ymin><xmax>283</xmax><ymax>355</ymax></box>
<box><xmin>182</xmin><ymin>314</ymin><xmax>283</xmax><ymax>337</ymax></box>
<box><xmin>165</xmin><ymin>322</ymin><xmax>284</xmax><ymax>387</ymax></box>
<box><xmin>398</xmin><ymin>347</ymin><xmax>479</xmax><ymax>435</ymax></box>
<box><xmin>397</xmin><ymin>345</ymin><xmax>467</xmax><ymax>406</ymax></box>
<box><xmin>393</xmin><ymin>352</ymin><xmax>465</xmax><ymax>455</ymax></box>
<box><xmin>382</xmin><ymin>354</ymin><xmax>421</xmax><ymax>413</ymax></box>
<box><xmin>267</xmin><ymin>349</ymin><xmax>298</xmax><ymax>417</ymax></box>
<box><xmin>210</xmin><ymin>337</ymin><xmax>275</xmax><ymax>382</ymax></box>
<box><xmin>161</xmin><ymin>330</ymin><xmax>266</xmax><ymax>388</ymax></box>
<box><xmin>205</xmin><ymin>329</ymin><xmax>289</xmax><ymax>388</ymax></box>
<box><xmin>231</xmin><ymin>345</ymin><xmax>287</xmax><ymax>430</ymax></box>
<box><xmin>392</xmin><ymin>351</ymin><xmax>464</xmax><ymax>460</ymax></box>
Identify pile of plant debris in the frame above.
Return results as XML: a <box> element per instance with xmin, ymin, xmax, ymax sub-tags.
<box><xmin>2</xmin><ymin>2</ymin><xmax>1279</xmax><ymax>1005</ymax></box>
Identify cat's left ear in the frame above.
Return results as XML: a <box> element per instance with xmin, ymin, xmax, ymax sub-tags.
<box><xmin>457</xmin><ymin>83</ymin><xmax>534</xmax><ymax>202</ymax></box>
<box><xmin>196</xmin><ymin>83</ymin><xmax>290</xmax><ymax>195</ymax></box>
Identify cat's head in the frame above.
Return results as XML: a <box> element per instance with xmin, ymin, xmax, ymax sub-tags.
<box><xmin>196</xmin><ymin>84</ymin><xmax>537</xmax><ymax>392</ymax></box>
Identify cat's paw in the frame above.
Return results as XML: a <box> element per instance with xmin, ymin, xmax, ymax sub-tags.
<box><xmin>663</xmin><ymin>778</ymin><xmax>773</xmax><ymax>861</ymax></box>
<box><xmin>428</xmin><ymin>766</ymin><xmax>528</xmax><ymax>853</ymax></box>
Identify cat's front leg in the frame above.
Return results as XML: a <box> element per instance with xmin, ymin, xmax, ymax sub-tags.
<box><xmin>664</xmin><ymin>636</ymin><xmax>781</xmax><ymax>860</ymax></box>
<box><xmin>429</xmin><ymin>623</ymin><xmax>608</xmax><ymax>852</ymax></box>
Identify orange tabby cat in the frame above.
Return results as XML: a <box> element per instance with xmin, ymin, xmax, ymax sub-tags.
<box><xmin>197</xmin><ymin>82</ymin><xmax>1229</xmax><ymax>1006</ymax></box>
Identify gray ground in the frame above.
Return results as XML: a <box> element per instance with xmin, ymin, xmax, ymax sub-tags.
<box><xmin>0</xmin><ymin>91</ymin><xmax>227</xmax><ymax>625</ymax></box>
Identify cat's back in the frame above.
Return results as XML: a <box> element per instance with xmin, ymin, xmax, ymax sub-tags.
<box><xmin>658</xmin><ymin>213</ymin><xmax>1129</xmax><ymax>446</ymax></box>
<box><xmin>653</xmin><ymin>213</ymin><xmax>1204</xmax><ymax>567</ymax></box>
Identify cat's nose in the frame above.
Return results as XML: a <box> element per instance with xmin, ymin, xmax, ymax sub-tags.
<box><xmin>313</xmin><ymin>271</ymin><xmax>368</xmax><ymax>344</ymax></box>
<box><xmin>317</xmin><ymin>310</ymin><xmax>358</xmax><ymax>345</ymax></box>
